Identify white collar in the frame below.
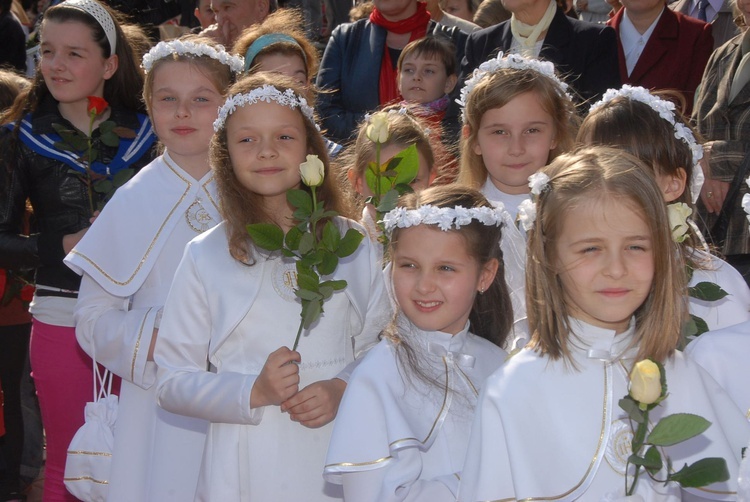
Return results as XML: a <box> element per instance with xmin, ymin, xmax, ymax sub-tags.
<box><xmin>620</xmin><ymin>9</ymin><xmax>663</xmax><ymax>75</ymax></box>
<box><xmin>567</xmin><ymin>317</ymin><xmax>638</xmax><ymax>364</ymax></box>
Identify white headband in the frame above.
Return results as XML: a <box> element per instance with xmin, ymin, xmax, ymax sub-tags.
<box><xmin>62</xmin><ymin>0</ymin><xmax>116</xmax><ymax>54</ymax></box>
<box><xmin>382</xmin><ymin>205</ymin><xmax>505</xmax><ymax>235</ymax></box>
<box><xmin>141</xmin><ymin>40</ymin><xmax>245</xmax><ymax>74</ymax></box>
<box><xmin>457</xmin><ymin>51</ymin><xmax>570</xmax><ymax>123</ymax></box>
<box><xmin>589</xmin><ymin>85</ymin><xmax>705</xmax><ymax>204</ymax></box>
<box><xmin>213</xmin><ymin>85</ymin><xmax>315</xmax><ymax>132</ymax></box>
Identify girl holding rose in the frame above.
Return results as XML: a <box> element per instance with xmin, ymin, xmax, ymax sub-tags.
<box><xmin>153</xmin><ymin>73</ymin><xmax>391</xmax><ymax>501</ymax></box>
<box><xmin>458</xmin><ymin>147</ymin><xmax>750</xmax><ymax>501</ymax></box>
<box><xmin>0</xmin><ymin>1</ymin><xmax>155</xmax><ymax>499</ymax></box>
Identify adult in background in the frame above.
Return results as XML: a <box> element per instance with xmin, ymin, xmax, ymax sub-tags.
<box><xmin>0</xmin><ymin>0</ymin><xmax>26</xmax><ymax>73</ymax></box>
<box><xmin>204</xmin><ymin>0</ymin><xmax>272</xmax><ymax>47</ymax></box>
<box><xmin>693</xmin><ymin>27</ymin><xmax>750</xmax><ymax>285</ymax></box>
<box><xmin>608</xmin><ymin>0</ymin><xmax>712</xmax><ymax>115</ymax></box>
<box><xmin>670</xmin><ymin>0</ymin><xmax>738</xmax><ymax>48</ymax></box>
<box><xmin>460</xmin><ymin>0</ymin><xmax>620</xmax><ymax>106</ymax></box>
<box><xmin>316</xmin><ymin>0</ymin><xmax>468</xmax><ymax>143</ymax></box>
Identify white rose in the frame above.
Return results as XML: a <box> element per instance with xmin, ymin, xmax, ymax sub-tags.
<box><xmin>667</xmin><ymin>202</ymin><xmax>692</xmax><ymax>243</ymax></box>
<box><xmin>366</xmin><ymin>112</ymin><xmax>390</xmax><ymax>144</ymax></box>
<box><xmin>629</xmin><ymin>359</ymin><xmax>662</xmax><ymax>405</ymax></box>
<box><xmin>528</xmin><ymin>172</ymin><xmax>550</xmax><ymax>196</ymax></box>
<box><xmin>299</xmin><ymin>154</ymin><xmax>325</xmax><ymax>187</ymax></box>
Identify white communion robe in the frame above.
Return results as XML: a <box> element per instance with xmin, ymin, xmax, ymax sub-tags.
<box><xmin>65</xmin><ymin>152</ymin><xmax>220</xmax><ymax>501</ymax></box>
<box><xmin>688</xmin><ymin>250</ymin><xmax>750</xmax><ymax>331</ymax></box>
<box><xmin>325</xmin><ymin>320</ymin><xmax>507</xmax><ymax>501</ymax></box>
<box><xmin>458</xmin><ymin>318</ymin><xmax>750</xmax><ymax>502</ymax></box>
<box><xmin>685</xmin><ymin>320</ymin><xmax>750</xmax><ymax>421</ymax></box>
<box><xmin>154</xmin><ymin>218</ymin><xmax>392</xmax><ymax>501</ymax></box>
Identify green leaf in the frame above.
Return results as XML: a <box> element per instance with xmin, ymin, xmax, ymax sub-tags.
<box><xmin>112</xmin><ymin>168</ymin><xmax>134</xmax><ymax>188</ymax></box>
<box><xmin>296</xmin><ymin>289</ymin><xmax>322</xmax><ymax>301</ymax></box>
<box><xmin>298</xmin><ymin>232</ymin><xmax>314</xmax><ymax>255</ymax></box>
<box><xmin>619</xmin><ymin>396</ymin><xmax>645</xmax><ymax>424</ymax></box>
<box><xmin>301</xmin><ymin>298</ymin><xmax>322</xmax><ymax>328</ymax></box>
<box><xmin>287</xmin><ymin>189</ymin><xmax>312</xmax><ymax>214</ymax></box>
<box><xmin>390</xmin><ymin>144</ymin><xmax>419</xmax><ymax>186</ymax></box>
<box><xmin>99</xmin><ymin>121</ymin><xmax>115</xmax><ymax>134</ymax></box>
<box><xmin>280</xmin><ymin>248</ymin><xmax>296</xmax><ymax>258</ymax></box>
<box><xmin>641</xmin><ymin>446</ymin><xmax>663</xmax><ymax>474</ymax></box>
<box><xmin>647</xmin><ymin>413</ymin><xmax>711</xmax><ymax>446</ymax></box>
<box><xmin>100</xmin><ymin>131</ymin><xmax>119</xmax><ymax>147</ymax></box>
<box><xmin>376</xmin><ymin>189</ymin><xmax>399</xmax><ymax>214</ymax></box>
<box><xmin>336</xmin><ymin>228</ymin><xmax>365</xmax><ymax>258</ymax></box>
<box><xmin>322</xmin><ymin>221</ymin><xmax>340</xmax><ymax>252</ymax></box>
<box><xmin>285</xmin><ymin>226</ymin><xmax>303</xmax><ymax>251</ymax></box>
<box><xmin>319</xmin><ymin>285</ymin><xmax>333</xmax><ymax>301</ymax></box>
<box><xmin>668</xmin><ymin>458</ymin><xmax>730</xmax><ymax>488</ymax></box>
<box><xmin>93</xmin><ymin>179</ymin><xmax>113</xmax><ymax>193</ymax></box>
<box><xmin>317</xmin><ymin>250</ymin><xmax>338</xmax><ymax>276</ymax></box>
<box><xmin>326</xmin><ymin>279</ymin><xmax>347</xmax><ymax>291</ymax></box>
<box><xmin>300</xmin><ymin>250</ymin><xmax>322</xmax><ymax>268</ymax></box>
<box><xmin>688</xmin><ymin>282</ymin><xmax>729</xmax><ymax>301</ymax></box>
<box><xmin>246</xmin><ymin>223</ymin><xmax>284</xmax><ymax>251</ymax></box>
<box><xmin>296</xmin><ymin>265</ymin><xmax>320</xmax><ymax>291</ymax></box>
<box><xmin>394</xmin><ymin>183</ymin><xmax>415</xmax><ymax>196</ymax></box>
<box><xmin>365</xmin><ymin>161</ymin><xmax>394</xmax><ymax>197</ymax></box>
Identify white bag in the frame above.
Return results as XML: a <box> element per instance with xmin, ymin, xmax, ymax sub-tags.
<box><xmin>63</xmin><ymin>343</ymin><xmax>118</xmax><ymax>502</ymax></box>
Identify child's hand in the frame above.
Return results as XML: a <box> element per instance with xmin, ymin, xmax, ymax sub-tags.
<box><xmin>250</xmin><ymin>347</ymin><xmax>301</xmax><ymax>409</ymax></box>
<box><xmin>281</xmin><ymin>378</ymin><xmax>346</xmax><ymax>429</ymax></box>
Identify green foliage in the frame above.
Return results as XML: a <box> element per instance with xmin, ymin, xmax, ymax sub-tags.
<box><xmin>647</xmin><ymin>414</ymin><xmax>710</xmax><ymax>447</ymax></box>
<box><xmin>669</xmin><ymin>458</ymin><xmax>730</xmax><ymax>487</ymax></box>
<box><xmin>688</xmin><ymin>282</ymin><xmax>729</xmax><ymax>301</ymax></box>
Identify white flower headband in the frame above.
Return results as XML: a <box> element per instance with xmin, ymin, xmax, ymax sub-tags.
<box><xmin>142</xmin><ymin>40</ymin><xmax>244</xmax><ymax>74</ymax></box>
<box><xmin>213</xmin><ymin>85</ymin><xmax>315</xmax><ymax>132</ymax></box>
<box><xmin>62</xmin><ymin>0</ymin><xmax>116</xmax><ymax>54</ymax></box>
<box><xmin>382</xmin><ymin>205</ymin><xmax>505</xmax><ymax>235</ymax></box>
<box><xmin>589</xmin><ymin>85</ymin><xmax>704</xmax><ymax>203</ymax></box>
<box><xmin>457</xmin><ymin>52</ymin><xmax>570</xmax><ymax>123</ymax></box>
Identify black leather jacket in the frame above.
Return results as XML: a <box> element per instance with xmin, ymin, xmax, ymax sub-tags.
<box><xmin>0</xmin><ymin>96</ymin><xmax>155</xmax><ymax>294</ymax></box>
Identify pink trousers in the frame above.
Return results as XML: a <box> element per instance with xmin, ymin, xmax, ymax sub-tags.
<box><xmin>29</xmin><ymin>319</ymin><xmax>93</xmax><ymax>502</ymax></box>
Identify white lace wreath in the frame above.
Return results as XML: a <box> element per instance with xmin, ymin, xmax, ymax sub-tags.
<box><xmin>142</xmin><ymin>40</ymin><xmax>245</xmax><ymax>74</ymax></box>
<box><xmin>381</xmin><ymin>205</ymin><xmax>504</xmax><ymax>234</ymax></box>
<box><xmin>589</xmin><ymin>85</ymin><xmax>704</xmax><ymax>203</ymax></box>
<box><xmin>457</xmin><ymin>51</ymin><xmax>570</xmax><ymax>123</ymax></box>
<box><xmin>213</xmin><ymin>85</ymin><xmax>315</xmax><ymax>131</ymax></box>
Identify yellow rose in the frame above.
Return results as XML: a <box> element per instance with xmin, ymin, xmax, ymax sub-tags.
<box><xmin>366</xmin><ymin>112</ymin><xmax>390</xmax><ymax>144</ymax></box>
<box><xmin>667</xmin><ymin>202</ymin><xmax>692</xmax><ymax>243</ymax></box>
<box><xmin>629</xmin><ymin>360</ymin><xmax>662</xmax><ymax>405</ymax></box>
<box><xmin>299</xmin><ymin>154</ymin><xmax>325</xmax><ymax>187</ymax></box>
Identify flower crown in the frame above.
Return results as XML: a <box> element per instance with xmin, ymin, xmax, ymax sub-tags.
<box><xmin>457</xmin><ymin>52</ymin><xmax>570</xmax><ymax>123</ymax></box>
<box><xmin>141</xmin><ymin>40</ymin><xmax>245</xmax><ymax>74</ymax></box>
<box><xmin>213</xmin><ymin>85</ymin><xmax>315</xmax><ymax>132</ymax></box>
<box><xmin>382</xmin><ymin>205</ymin><xmax>504</xmax><ymax>235</ymax></box>
<box><xmin>589</xmin><ymin>85</ymin><xmax>704</xmax><ymax>203</ymax></box>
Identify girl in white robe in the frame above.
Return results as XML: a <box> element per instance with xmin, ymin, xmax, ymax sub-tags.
<box><xmin>154</xmin><ymin>73</ymin><xmax>392</xmax><ymax>501</ymax></box>
<box><xmin>579</xmin><ymin>85</ymin><xmax>750</xmax><ymax>333</ymax></box>
<box><xmin>64</xmin><ymin>39</ymin><xmax>242</xmax><ymax>501</ymax></box>
<box><xmin>459</xmin><ymin>147</ymin><xmax>750</xmax><ymax>502</ymax></box>
<box><xmin>325</xmin><ymin>185</ymin><xmax>512</xmax><ymax>501</ymax></box>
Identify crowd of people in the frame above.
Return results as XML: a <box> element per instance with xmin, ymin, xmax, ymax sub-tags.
<box><xmin>1</xmin><ymin>0</ymin><xmax>750</xmax><ymax>500</ymax></box>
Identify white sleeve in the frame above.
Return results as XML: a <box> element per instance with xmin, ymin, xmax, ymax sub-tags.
<box><xmin>74</xmin><ymin>273</ymin><xmax>159</xmax><ymax>389</ymax></box>
<box><xmin>154</xmin><ymin>246</ymin><xmax>263</xmax><ymax>425</ymax></box>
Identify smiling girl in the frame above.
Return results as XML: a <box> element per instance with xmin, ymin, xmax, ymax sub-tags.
<box><xmin>153</xmin><ymin>73</ymin><xmax>391</xmax><ymax>501</ymax></box>
<box><xmin>0</xmin><ymin>1</ymin><xmax>155</xmax><ymax>499</ymax></box>
<box><xmin>64</xmin><ymin>37</ymin><xmax>241</xmax><ymax>501</ymax></box>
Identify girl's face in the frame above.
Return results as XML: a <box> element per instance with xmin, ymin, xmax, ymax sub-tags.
<box><xmin>472</xmin><ymin>91</ymin><xmax>557</xmax><ymax>195</ymax></box>
<box><xmin>255</xmin><ymin>53</ymin><xmax>308</xmax><ymax>86</ymax></box>
<box><xmin>40</xmin><ymin>20</ymin><xmax>117</xmax><ymax>107</ymax></box>
<box><xmin>226</xmin><ymin>100</ymin><xmax>308</xmax><ymax>209</ymax></box>
<box><xmin>442</xmin><ymin>0</ymin><xmax>473</xmax><ymax>21</ymax></box>
<box><xmin>150</xmin><ymin>61</ymin><xmax>224</xmax><ymax>168</ymax></box>
<box><xmin>391</xmin><ymin>225</ymin><xmax>497</xmax><ymax>335</ymax></box>
<box><xmin>353</xmin><ymin>143</ymin><xmax>435</xmax><ymax>197</ymax></box>
<box><xmin>555</xmin><ymin>197</ymin><xmax>654</xmax><ymax>334</ymax></box>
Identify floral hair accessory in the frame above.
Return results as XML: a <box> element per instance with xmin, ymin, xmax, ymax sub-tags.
<box><xmin>517</xmin><ymin>199</ymin><xmax>537</xmax><ymax>232</ymax></box>
<box><xmin>142</xmin><ymin>40</ymin><xmax>244</xmax><ymax>74</ymax></box>
<box><xmin>457</xmin><ymin>52</ymin><xmax>570</xmax><ymax>122</ymax></box>
<box><xmin>743</xmin><ymin>177</ymin><xmax>750</xmax><ymax>228</ymax></box>
<box><xmin>381</xmin><ymin>205</ymin><xmax>504</xmax><ymax>235</ymax></box>
<box><xmin>213</xmin><ymin>85</ymin><xmax>315</xmax><ymax>132</ymax></box>
<box><xmin>528</xmin><ymin>172</ymin><xmax>550</xmax><ymax>196</ymax></box>
<box><xmin>589</xmin><ymin>85</ymin><xmax>705</xmax><ymax>203</ymax></box>
<box><xmin>62</xmin><ymin>0</ymin><xmax>116</xmax><ymax>53</ymax></box>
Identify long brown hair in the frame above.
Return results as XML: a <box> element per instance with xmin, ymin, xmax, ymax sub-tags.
<box><xmin>211</xmin><ymin>73</ymin><xmax>356</xmax><ymax>264</ymax></box>
<box><xmin>526</xmin><ymin>147</ymin><xmax>686</xmax><ymax>365</ymax></box>
<box><xmin>458</xmin><ymin>68</ymin><xmax>579</xmax><ymax>189</ymax></box>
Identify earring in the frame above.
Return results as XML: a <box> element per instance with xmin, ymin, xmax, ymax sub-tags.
<box><xmin>479</xmin><ymin>287</ymin><xmax>485</xmax><ymax>295</ymax></box>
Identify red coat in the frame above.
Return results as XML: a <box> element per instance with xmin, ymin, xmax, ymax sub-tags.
<box><xmin>609</xmin><ymin>6</ymin><xmax>713</xmax><ymax>115</ymax></box>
